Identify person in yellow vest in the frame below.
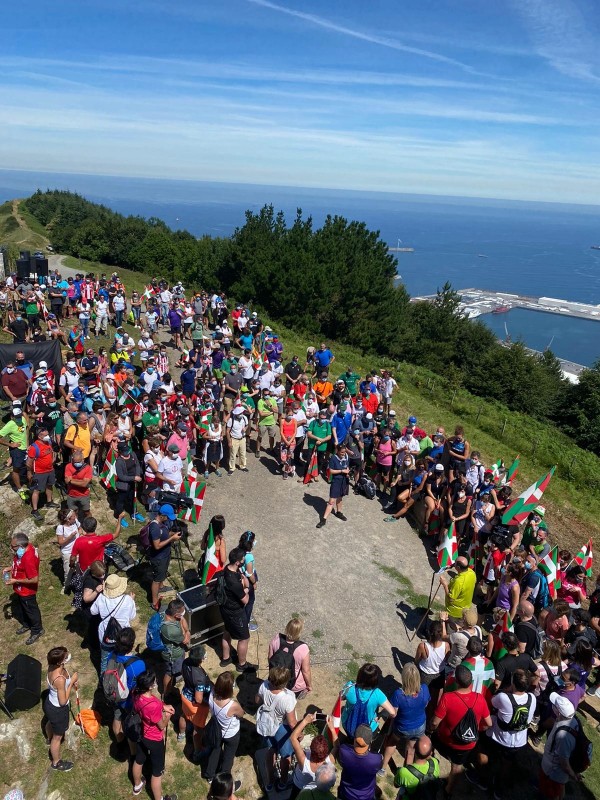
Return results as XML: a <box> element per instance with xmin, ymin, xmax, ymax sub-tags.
<box><xmin>439</xmin><ymin>556</ymin><xmax>476</xmax><ymax>628</ymax></box>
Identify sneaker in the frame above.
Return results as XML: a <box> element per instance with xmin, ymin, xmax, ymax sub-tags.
<box><xmin>249</xmin><ymin>620</ymin><xmax>259</xmax><ymax>632</ymax></box>
<box><xmin>234</xmin><ymin>780</ymin><xmax>242</xmax><ymax>793</ymax></box>
<box><xmin>133</xmin><ymin>778</ymin><xmax>146</xmax><ymax>795</ymax></box>
<box><xmin>177</xmin><ymin>733</ymin><xmax>186</xmax><ymax>742</ymax></box>
<box><xmin>316</xmin><ymin>519</ymin><xmax>326</xmax><ymax>528</ymax></box>
<box><xmin>18</xmin><ymin>488</ymin><xmax>30</xmax><ymax>501</ymax></box>
<box><xmin>586</xmin><ymin>685</ymin><xmax>600</xmax><ymax>696</ymax></box>
<box><xmin>46</xmin><ymin>501</ymin><xmax>59</xmax><ymax>509</ymax></box>
<box><xmin>26</xmin><ymin>629</ymin><xmax>44</xmax><ymax>645</ymax></box>
<box><xmin>235</xmin><ymin>662</ymin><xmax>257</xmax><ymax>672</ymax></box>
<box><xmin>241</xmin><ymin>467</ymin><xmax>249</xmax><ymax>472</ymax></box>
<box><xmin>465</xmin><ymin>770</ymin><xmax>488</xmax><ymax>792</ymax></box>
<box><xmin>15</xmin><ymin>625</ymin><xmax>29</xmax><ymax>635</ymax></box>
<box><xmin>376</xmin><ymin>768</ymin><xmax>386</xmax><ymax>777</ymax></box>
<box><xmin>92</xmin><ymin>465</ymin><xmax>99</xmax><ymax>477</ymax></box>
<box><xmin>120</xmin><ymin>518</ymin><xmax>129</xmax><ymax>528</ymax></box>
<box><xmin>335</xmin><ymin>512</ymin><xmax>348</xmax><ymax>521</ymax></box>
<box><xmin>51</xmin><ymin>759</ymin><xmax>73</xmax><ymax>772</ymax></box>
<box><xmin>163</xmin><ymin>795</ymin><xmax>178</xmax><ymax>800</ymax></box>
<box><xmin>31</xmin><ymin>510</ymin><xmax>42</xmax><ymax>521</ymax></box>
<box><xmin>215</xmin><ymin>469</ymin><xmax>222</xmax><ymax>477</ymax></box>
<box><xmin>219</xmin><ymin>658</ymin><xmax>232</xmax><ymax>667</ymax></box>
<box><xmin>227</xmin><ymin>470</ymin><xmax>234</xmax><ymax>476</ymax></box>
<box><xmin>383</xmin><ymin>516</ymin><xmax>398</xmax><ymax>522</ymax></box>
<box><xmin>264</xmin><ymin>785</ymin><xmax>274</xmax><ymax>793</ymax></box>
<box><xmin>204</xmin><ymin>470</ymin><xmax>209</xmax><ymax>478</ymax></box>
<box><xmin>133</xmin><ymin>513</ymin><xmax>146</xmax><ymax>522</ymax></box>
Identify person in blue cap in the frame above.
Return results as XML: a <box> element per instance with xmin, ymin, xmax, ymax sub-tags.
<box><xmin>147</xmin><ymin>504</ymin><xmax>182</xmax><ymax>611</ymax></box>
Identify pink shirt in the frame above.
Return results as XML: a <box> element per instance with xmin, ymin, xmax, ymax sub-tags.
<box><xmin>267</xmin><ymin>635</ymin><xmax>310</xmax><ymax>692</ymax></box>
<box><xmin>133</xmin><ymin>693</ymin><xmax>164</xmax><ymax>742</ymax></box>
<box><xmin>376</xmin><ymin>438</ymin><xmax>394</xmax><ymax>467</ymax></box>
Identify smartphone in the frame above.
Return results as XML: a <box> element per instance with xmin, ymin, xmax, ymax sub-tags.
<box><xmin>315</xmin><ymin>712</ymin><xmax>327</xmax><ymax>723</ymax></box>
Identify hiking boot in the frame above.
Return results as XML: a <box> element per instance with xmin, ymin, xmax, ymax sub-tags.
<box><xmin>335</xmin><ymin>512</ymin><xmax>347</xmax><ymax>521</ymax></box>
<box><xmin>26</xmin><ymin>629</ymin><xmax>44</xmax><ymax>645</ymax></box>
<box><xmin>51</xmin><ymin>759</ymin><xmax>73</xmax><ymax>771</ymax></box>
<box><xmin>316</xmin><ymin>519</ymin><xmax>326</xmax><ymax>529</ymax></box>
<box><xmin>31</xmin><ymin>510</ymin><xmax>43</xmax><ymax>521</ymax></box>
<box><xmin>46</xmin><ymin>501</ymin><xmax>59</xmax><ymax>509</ymax></box>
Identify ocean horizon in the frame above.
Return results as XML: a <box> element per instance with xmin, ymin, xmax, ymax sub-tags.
<box><xmin>1</xmin><ymin>168</ymin><xmax>599</xmax><ymax>366</ymax></box>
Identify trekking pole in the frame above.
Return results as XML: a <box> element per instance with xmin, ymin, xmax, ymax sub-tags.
<box><xmin>132</xmin><ymin>482</ymin><xmax>137</xmax><ymax>528</ymax></box>
<box><xmin>74</xmin><ymin>687</ymin><xmax>84</xmax><ymax>734</ymax></box>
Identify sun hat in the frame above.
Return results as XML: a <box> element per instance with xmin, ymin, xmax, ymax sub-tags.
<box><xmin>104</xmin><ymin>573</ymin><xmax>128</xmax><ymax>599</ymax></box>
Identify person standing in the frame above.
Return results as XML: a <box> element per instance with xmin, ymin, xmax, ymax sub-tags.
<box><xmin>70</xmin><ymin>514</ymin><xmax>124</xmax><ymax>572</ymax></box>
<box><xmin>332</xmin><ymin>724</ymin><xmax>382</xmax><ymax>800</ymax></box>
<box><xmin>4</xmin><ymin>532</ymin><xmax>44</xmax><ymax>645</ymax></box>
<box><xmin>305</xmin><ymin>409</ymin><xmax>332</xmax><ymax>481</ymax></box>
<box><xmin>147</xmin><ymin>504</ymin><xmax>181</xmax><ymax>611</ymax></box>
<box><xmin>114</xmin><ymin>441</ymin><xmax>145</xmax><ymax>528</ymax></box>
<box><xmin>90</xmin><ymin>573</ymin><xmax>137</xmax><ymax>674</ymax></box>
<box><xmin>316</xmin><ymin>443</ymin><xmax>350</xmax><ymax>529</ymax></box>
<box><xmin>1</xmin><ymin>360</ymin><xmax>30</xmax><ymax>402</ymax></box>
<box><xmin>539</xmin><ymin>693</ymin><xmax>580</xmax><ymax>800</ymax></box>
<box><xmin>267</xmin><ymin>618</ymin><xmax>312</xmax><ymax>697</ymax></box>
<box><xmin>160</xmin><ymin>599</ymin><xmax>190</xmax><ymax>699</ymax></box>
<box><xmin>255</xmin><ymin>667</ymin><xmax>298</xmax><ymax>791</ymax></box>
<box><xmin>0</xmin><ymin>403</ymin><xmax>29</xmax><ymax>495</ymax></box>
<box><xmin>44</xmin><ymin>646</ymin><xmax>78</xmax><ymax>772</ymax></box>
<box><xmin>55</xmin><ymin>508</ymin><xmax>81</xmax><ymax>589</ymax></box>
<box><xmin>26</xmin><ymin>426</ymin><xmax>58</xmax><ymax>521</ymax></box>
<box><xmin>216</xmin><ymin>548</ymin><xmax>253</xmax><ymax>671</ymax></box>
<box><xmin>439</xmin><ymin>556</ymin><xmax>477</xmax><ymax>629</ymax></box>
<box><xmin>256</xmin><ymin>388</ymin><xmax>278</xmax><ymax>458</ymax></box>
<box><xmin>64</xmin><ymin>448</ymin><xmax>93</xmax><ymax>517</ymax></box>
<box><xmin>205</xmin><ymin>671</ymin><xmax>245</xmax><ymax>782</ymax></box>
<box><xmin>226</xmin><ymin>406</ymin><xmax>249</xmax><ymax>475</ymax></box>
<box><xmin>393</xmin><ymin>735</ymin><xmax>440</xmax><ymax>798</ymax></box>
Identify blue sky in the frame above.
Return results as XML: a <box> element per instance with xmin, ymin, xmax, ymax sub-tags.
<box><xmin>2</xmin><ymin>0</ymin><xmax>600</xmax><ymax>202</ymax></box>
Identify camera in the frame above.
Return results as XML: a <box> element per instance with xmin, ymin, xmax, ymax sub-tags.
<box><xmin>155</xmin><ymin>490</ymin><xmax>194</xmax><ymax>511</ymax></box>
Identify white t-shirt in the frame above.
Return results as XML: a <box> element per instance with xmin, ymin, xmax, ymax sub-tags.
<box><xmin>238</xmin><ymin>356</ymin><xmax>254</xmax><ymax>381</ymax></box>
<box><xmin>60</xmin><ymin>371</ymin><xmax>80</xmax><ymax>392</ymax></box>
<box><xmin>293</xmin><ymin>409</ymin><xmax>308</xmax><ymax>438</ymax></box>
<box><xmin>158</xmin><ymin>455</ymin><xmax>183</xmax><ymax>489</ymax></box>
<box><xmin>256</xmin><ymin>682</ymin><xmax>296</xmax><ymax>736</ymax></box>
<box><xmin>113</xmin><ymin>295</ymin><xmax>126</xmax><ymax>311</ymax></box>
<box><xmin>489</xmin><ymin>691</ymin><xmax>536</xmax><ymax>749</ymax></box>
<box><xmin>90</xmin><ymin>593</ymin><xmax>136</xmax><ymax>643</ymax></box>
<box><xmin>95</xmin><ymin>299</ymin><xmax>109</xmax><ymax>316</ymax></box>
<box><xmin>397</xmin><ymin>435</ymin><xmax>420</xmax><ymax>455</ymax></box>
<box><xmin>159</xmin><ymin>290</ymin><xmax>173</xmax><ymax>304</ymax></box>
<box><xmin>56</xmin><ymin>520</ymin><xmax>81</xmax><ymax>557</ymax></box>
<box><xmin>258</xmin><ymin>370</ymin><xmax>275</xmax><ymax>391</ymax></box>
<box><xmin>138</xmin><ymin>337</ymin><xmax>154</xmax><ymax>359</ymax></box>
<box><xmin>227</xmin><ymin>415</ymin><xmax>248</xmax><ymax>440</ymax></box>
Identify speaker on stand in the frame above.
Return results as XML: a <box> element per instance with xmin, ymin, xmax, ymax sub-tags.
<box><xmin>16</xmin><ymin>259</ymin><xmax>30</xmax><ymax>281</ymax></box>
<box><xmin>34</xmin><ymin>257</ymin><xmax>48</xmax><ymax>279</ymax></box>
<box><xmin>3</xmin><ymin>653</ymin><xmax>42</xmax><ymax>716</ymax></box>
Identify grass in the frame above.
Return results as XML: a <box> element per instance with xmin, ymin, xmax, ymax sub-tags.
<box><xmin>374</xmin><ymin>561</ymin><xmax>443</xmax><ymax>610</ymax></box>
<box><xmin>312</xmin><ymin>629</ymin><xmax>324</xmax><ymax>639</ymax></box>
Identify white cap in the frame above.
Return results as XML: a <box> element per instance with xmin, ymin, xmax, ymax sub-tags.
<box><xmin>39</xmin><ymin>360</ymin><xmax>48</xmax><ymax>369</ymax></box>
<box><xmin>549</xmin><ymin>692</ymin><xmax>575</xmax><ymax>719</ymax></box>
<box><xmin>366</xmin><ymin>412</ymin><xmax>373</xmax><ymax>420</ymax></box>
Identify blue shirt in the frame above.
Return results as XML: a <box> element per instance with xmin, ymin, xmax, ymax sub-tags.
<box><xmin>239</xmin><ymin>333</ymin><xmax>253</xmax><ymax>350</ymax></box>
<box><xmin>390</xmin><ymin>685</ymin><xmax>429</xmax><ymax>734</ymax></box>
<box><xmin>331</xmin><ymin>412</ymin><xmax>352</xmax><ymax>444</ymax></box>
<box><xmin>341</xmin><ymin>685</ymin><xmax>387</xmax><ymax>732</ymax></box>
<box><xmin>314</xmin><ymin>348</ymin><xmax>334</xmax><ymax>369</ymax></box>
<box><xmin>180</xmin><ymin>368</ymin><xmax>196</xmax><ymax>393</ymax></box>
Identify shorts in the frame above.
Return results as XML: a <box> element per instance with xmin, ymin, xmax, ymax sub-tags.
<box><xmin>170</xmin><ymin>326</ymin><xmax>181</xmax><ymax>336</ymax></box>
<box><xmin>148</xmin><ymin>555</ymin><xmax>169</xmax><ymax>583</ymax></box>
<box><xmin>11</xmin><ymin>448</ymin><xmax>26</xmax><ymax>470</ymax></box>
<box><xmin>221</xmin><ymin>610</ymin><xmax>250</xmax><ymax>642</ymax></box>
<box><xmin>135</xmin><ymin>737</ymin><xmax>166</xmax><ymax>777</ymax></box>
<box><xmin>264</xmin><ymin>723</ymin><xmax>294</xmax><ymax>758</ymax></box>
<box><xmin>432</xmin><ymin>733</ymin><xmax>473</xmax><ymax>766</ymax></box>
<box><xmin>479</xmin><ymin>734</ymin><xmax>526</xmax><ymax>761</ymax></box>
<box><xmin>163</xmin><ymin>655</ymin><xmax>184</xmax><ymax>677</ymax></box>
<box><xmin>259</xmin><ymin>424</ymin><xmax>278</xmax><ymax>441</ymax></box>
<box><xmin>223</xmin><ymin>395</ymin><xmax>235</xmax><ymax>413</ymax></box>
<box><xmin>31</xmin><ymin>470</ymin><xmax>56</xmax><ymax>492</ymax></box>
<box><xmin>538</xmin><ymin>769</ymin><xmax>566</xmax><ymax>799</ymax></box>
<box><xmin>67</xmin><ymin>494</ymin><xmax>91</xmax><ymax>512</ymax></box>
<box><xmin>390</xmin><ymin>722</ymin><xmax>426</xmax><ymax>746</ymax></box>
<box><xmin>43</xmin><ymin>698</ymin><xmax>70</xmax><ymax>736</ymax></box>
<box><xmin>376</xmin><ymin>463</ymin><xmax>392</xmax><ymax>476</ymax></box>
<box><xmin>113</xmin><ymin>705</ymin><xmax>126</xmax><ymax>721</ymax></box>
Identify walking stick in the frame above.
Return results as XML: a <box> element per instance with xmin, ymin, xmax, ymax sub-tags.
<box><xmin>407</xmin><ymin>581</ymin><xmax>444</xmax><ymax>642</ymax></box>
<box><xmin>74</xmin><ymin>687</ymin><xmax>84</xmax><ymax>734</ymax></box>
<box><xmin>132</xmin><ymin>482</ymin><xmax>137</xmax><ymax>528</ymax></box>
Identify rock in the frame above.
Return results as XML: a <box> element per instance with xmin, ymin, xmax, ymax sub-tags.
<box><xmin>43</xmin><ymin>508</ymin><xmax>59</xmax><ymax>527</ymax></box>
<box><xmin>0</xmin><ymin>719</ymin><xmax>30</xmax><ymax>761</ymax></box>
<box><xmin>47</xmin><ymin>791</ymin><xmax>65</xmax><ymax>800</ymax></box>
<box><xmin>0</xmin><ymin>485</ymin><xmax>18</xmax><ymax>507</ymax></box>
<box><xmin>64</xmin><ymin>724</ymin><xmax>81</xmax><ymax>750</ymax></box>
<box><xmin>12</xmin><ymin>518</ymin><xmax>41</xmax><ymax>541</ymax></box>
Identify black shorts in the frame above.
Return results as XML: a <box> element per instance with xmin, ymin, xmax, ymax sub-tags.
<box><xmin>433</xmin><ymin>733</ymin><xmax>473</xmax><ymax>766</ymax></box>
<box><xmin>43</xmin><ymin>698</ymin><xmax>70</xmax><ymax>736</ymax></box>
<box><xmin>11</xmin><ymin>448</ymin><xmax>27</xmax><ymax>470</ymax></box>
<box><xmin>170</xmin><ymin>327</ymin><xmax>181</xmax><ymax>336</ymax></box>
<box><xmin>221</xmin><ymin>610</ymin><xmax>250</xmax><ymax>641</ymax></box>
<box><xmin>478</xmin><ymin>733</ymin><xmax>526</xmax><ymax>761</ymax></box>
<box><xmin>148</xmin><ymin>556</ymin><xmax>169</xmax><ymax>583</ymax></box>
<box><xmin>135</xmin><ymin>736</ymin><xmax>165</xmax><ymax>777</ymax></box>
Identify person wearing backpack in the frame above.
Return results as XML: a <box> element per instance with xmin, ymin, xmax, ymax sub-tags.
<box><xmin>267</xmin><ymin>618</ymin><xmax>312</xmax><ymax>697</ymax></box>
<box><xmin>493</xmin><ymin>632</ymin><xmax>539</xmax><ymax>692</ymax></box>
<box><xmin>105</xmin><ymin>627</ymin><xmax>146</xmax><ymax>755</ymax></box>
<box><xmin>160</xmin><ymin>599</ymin><xmax>190</xmax><ymax>700</ymax></box>
<box><xmin>205</xmin><ymin>671</ymin><xmax>245</xmax><ymax>782</ymax></box>
<box><xmin>341</xmin><ymin>663</ymin><xmax>397</xmax><ymax>737</ymax></box>
<box><xmin>514</xmin><ymin>600</ymin><xmax>544</xmax><ymax>658</ymax></box>
<box><xmin>466</xmin><ymin>669</ymin><xmax>536</xmax><ymax>794</ymax></box>
<box><xmin>540</xmin><ymin>694</ymin><xmax>582</xmax><ymax>799</ymax></box>
<box><xmin>431</xmin><ymin>665</ymin><xmax>492</xmax><ymax>796</ymax></box>
<box><xmin>90</xmin><ymin>573</ymin><xmax>136</xmax><ymax>673</ymax></box>
<box><xmin>393</xmin><ymin>735</ymin><xmax>440</xmax><ymax>798</ymax></box>
<box><xmin>255</xmin><ymin>666</ymin><xmax>298</xmax><ymax>792</ymax></box>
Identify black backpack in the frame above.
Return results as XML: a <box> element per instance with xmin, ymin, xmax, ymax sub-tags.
<box><xmin>551</xmin><ymin>717</ymin><xmax>593</xmax><ymax>774</ymax></box>
<box><xmin>451</xmin><ymin>694</ymin><xmax>479</xmax><ymax>746</ymax></box>
<box><xmin>404</xmin><ymin>761</ymin><xmax>442</xmax><ymax>800</ymax></box>
<box><xmin>268</xmin><ymin>635</ymin><xmax>303</xmax><ymax>689</ymax></box>
<box><xmin>101</xmin><ymin>596</ymin><xmax>126</xmax><ymax>648</ymax></box>
<box><xmin>539</xmin><ymin>662</ymin><xmax>563</xmax><ymax>704</ymax></box>
<box><xmin>517</xmin><ymin>619</ymin><xmax>544</xmax><ymax>660</ymax></box>
<box><xmin>497</xmin><ymin>693</ymin><xmax>532</xmax><ymax>732</ymax></box>
<box><xmin>355</xmin><ymin>475</ymin><xmax>376</xmax><ymax>499</ymax></box>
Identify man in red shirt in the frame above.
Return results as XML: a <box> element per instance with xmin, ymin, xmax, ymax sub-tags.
<box><xmin>64</xmin><ymin>448</ymin><xmax>93</xmax><ymax>518</ymax></box>
<box><xmin>26</xmin><ymin>426</ymin><xmax>58</xmax><ymax>521</ymax></box>
<box><xmin>431</xmin><ymin>664</ymin><xmax>492</xmax><ymax>795</ymax></box>
<box><xmin>1</xmin><ymin>361</ymin><xmax>30</xmax><ymax>402</ymax></box>
<box><xmin>361</xmin><ymin>387</ymin><xmax>379</xmax><ymax>415</ymax></box>
<box><xmin>70</xmin><ymin>513</ymin><xmax>125</xmax><ymax>572</ymax></box>
<box><xmin>4</xmin><ymin>533</ymin><xmax>44</xmax><ymax>645</ymax></box>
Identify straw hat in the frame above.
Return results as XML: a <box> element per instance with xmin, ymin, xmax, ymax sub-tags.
<box><xmin>104</xmin><ymin>573</ymin><xmax>128</xmax><ymax>599</ymax></box>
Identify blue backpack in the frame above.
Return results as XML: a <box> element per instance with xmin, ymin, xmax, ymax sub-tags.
<box><xmin>344</xmin><ymin>686</ymin><xmax>375</xmax><ymax>737</ymax></box>
<box><xmin>534</xmin><ymin>570</ymin><xmax>551</xmax><ymax>612</ymax></box>
<box><xmin>146</xmin><ymin>611</ymin><xmax>166</xmax><ymax>651</ymax></box>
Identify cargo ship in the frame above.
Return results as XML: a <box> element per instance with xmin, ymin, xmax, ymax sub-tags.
<box><xmin>591</xmin><ymin>245</ymin><xmax>600</xmax><ymax>250</ymax></box>
<box><xmin>492</xmin><ymin>304</ymin><xmax>510</xmax><ymax>314</ymax></box>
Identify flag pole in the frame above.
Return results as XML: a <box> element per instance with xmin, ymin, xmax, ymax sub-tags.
<box><xmin>407</xmin><ymin>579</ymin><xmax>445</xmax><ymax>642</ymax></box>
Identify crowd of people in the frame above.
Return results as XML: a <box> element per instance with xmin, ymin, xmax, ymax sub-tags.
<box><xmin>2</xmin><ymin>268</ymin><xmax>599</xmax><ymax>800</ymax></box>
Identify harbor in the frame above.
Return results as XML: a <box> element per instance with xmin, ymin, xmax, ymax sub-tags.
<box><xmin>411</xmin><ymin>288</ymin><xmax>600</xmax><ymax>380</ymax></box>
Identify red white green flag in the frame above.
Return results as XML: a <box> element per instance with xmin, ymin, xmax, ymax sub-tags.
<box><xmin>499</xmin><ymin>455</ymin><xmax>520</xmax><ymax>486</ymax></box>
<box><xmin>198</xmin><ymin>406</ymin><xmax>212</xmax><ymax>436</ymax></box>
<box><xmin>100</xmin><ymin>448</ymin><xmax>117</xmax><ymax>490</ymax></box>
<box><xmin>539</xmin><ymin>544</ymin><xmax>560</xmax><ymax>599</ymax></box>
<box><xmin>466</xmin><ymin>528</ymin><xmax>479</xmax><ymax>570</ymax></box>
<box><xmin>574</xmin><ymin>539</ymin><xmax>594</xmax><ymax>578</ymax></box>
<box><xmin>303</xmin><ymin>448</ymin><xmax>319</xmax><ymax>484</ymax></box>
<box><xmin>201</xmin><ymin>523</ymin><xmax>222</xmax><ymax>584</ymax></box>
<box><xmin>437</xmin><ymin>521</ymin><xmax>458</xmax><ymax>570</ymax></box>
<box><xmin>491</xmin><ymin>610</ymin><xmax>514</xmax><ymax>661</ymax></box>
<box><xmin>490</xmin><ymin>459</ymin><xmax>503</xmax><ymax>482</ymax></box>
<box><xmin>177</xmin><ymin>478</ymin><xmax>206</xmax><ymax>524</ymax></box>
<box><xmin>186</xmin><ymin>452</ymin><xmax>198</xmax><ymax>480</ymax></box>
<box><xmin>501</xmin><ymin>466</ymin><xmax>556</xmax><ymax>525</ymax></box>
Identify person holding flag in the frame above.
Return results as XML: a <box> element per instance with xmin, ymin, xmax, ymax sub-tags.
<box><xmin>199</xmin><ymin>515</ymin><xmax>227</xmax><ymax>584</ymax></box>
<box><xmin>438</xmin><ymin>554</ymin><xmax>476</xmax><ymax>629</ymax></box>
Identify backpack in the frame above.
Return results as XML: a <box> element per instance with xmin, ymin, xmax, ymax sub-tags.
<box><xmin>102</xmin><ymin>655</ymin><xmax>139</xmax><ymax>705</ymax></box>
<box><xmin>101</xmin><ymin>596</ymin><xmax>126</xmax><ymax>648</ymax></box>
<box><xmin>539</xmin><ymin>662</ymin><xmax>563</xmax><ymax>704</ymax></box>
<box><xmin>139</xmin><ymin>522</ymin><xmax>152</xmax><ymax>551</ymax></box>
<box><xmin>518</xmin><ymin>619</ymin><xmax>544</xmax><ymax>659</ymax></box>
<box><xmin>268</xmin><ymin>635</ymin><xmax>303</xmax><ymax>689</ymax></box>
<box><xmin>497</xmin><ymin>693</ymin><xmax>532</xmax><ymax>732</ymax></box>
<box><xmin>404</xmin><ymin>761</ymin><xmax>442</xmax><ymax>800</ymax></box>
<box><xmin>355</xmin><ymin>475</ymin><xmax>376</xmax><ymax>500</ymax></box>
<box><xmin>344</xmin><ymin>687</ymin><xmax>375</xmax><ymax>738</ymax></box>
<box><xmin>534</xmin><ymin>570</ymin><xmax>551</xmax><ymax>612</ymax></box>
<box><xmin>451</xmin><ymin>694</ymin><xmax>479</xmax><ymax>746</ymax></box>
<box><xmin>551</xmin><ymin>717</ymin><xmax>593</xmax><ymax>774</ymax></box>
<box><xmin>146</xmin><ymin>610</ymin><xmax>166</xmax><ymax>652</ymax></box>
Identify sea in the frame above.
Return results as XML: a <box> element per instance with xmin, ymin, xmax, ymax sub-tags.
<box><xmin>1</xmin><ymin>169</ymin><xmax>600</xmax><ymax>366</ymax></box>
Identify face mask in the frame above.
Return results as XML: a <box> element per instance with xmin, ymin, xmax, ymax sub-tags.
<box><xmin>147</xmin><ymin>368</ymin><xmax>154</xmax><ymax>374</ymax></box>
<box><xmin>6</xmin><ymin>367</ymin><xmax>14</xmax><ymax>374</ymax></box>
<box><xmin>73</xmin><ymin>461</ymin><xmax>84</xmax><ymax>468</ymax></box>
<box><xmin>42</xmin><ymin>435</ymin><xmax>51</xmax><ymax>443</ymax></box>
<box><xmin>63</xmin><ymin>653</ymin><xmax>72</xmax><ymax>665</ymax></box>
<box><xmin>16</xmin><ymin>316</ymin><xmax>22</xmax><ymax>321</ymax></box>
<box><xmin>169</xmin><ymin>453</ymin><xmax>178</xmax><ymax>459</ymax></box>
<box><xmin>472</xmin><ymin>459</ymin><xmax>479</xmax><ymax>465</ymax></box>
<box><xmin>16</xmin><ymin>546</ymin><xmax>26</xmax><ymax>558</ymax></box>
<box><xmin>48</xmin><ymin>402</ymin><xmax>56</xmax><ymax>407</ymax></box>
<box><xmin>524</xmin><ymin>561</ymin><xmax>533</xmax><ymax>571</ymax></box>
<box><xmin>120</xmin><ymin>413</ymin><xmax>128</xmax><ymax>419</ymax></box>
<box><xmin>381</xmin><ymin>435</ymin><xmax>390</xmax><ymax>442</ymax></box>
<box><xmin>458</xmin><ymin>491</ymin><xmax>466</xmax><ymax>499</ymax></box>
<box><xmin>403</xmin><ymin>460</ymin><xmax>411</xmax><ymax>466</ymax></box>
<box><xmin>16</xmin><ymin>358</ymin><xmax>24</xmax><ymax>365</ymax></box>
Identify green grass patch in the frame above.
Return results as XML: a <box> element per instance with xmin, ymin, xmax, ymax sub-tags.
<box><xmin>312</xmin><ymin>628</ymin><xmax>324</xmax><ymax>639</ymax></box>
<box><xmin>373</xmin><ymin>561</ymin><xmax>442</xmax><ymax>610</ymax></box>
<box><xmin>339</xmin><ymin>659</ymin><xmax>360</xmax><ymax>683</ymax></box>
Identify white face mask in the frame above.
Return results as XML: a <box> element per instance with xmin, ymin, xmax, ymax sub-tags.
<box><xmin>63</xmin><ymin>653</ymin><xmax>72</xmax><ymax>665</ymax></box>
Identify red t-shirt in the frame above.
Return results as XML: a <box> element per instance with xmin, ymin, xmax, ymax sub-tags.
<box><xmin>71</xmin><ymin>533</ymin><xmax>114</xmax><ymax>571</ymax></box>
<box><xmin>362</xmin><ymin>394</ymin><xmax>379</xmax><ymax>414</ymax></box>
<box><xmin>27</xmin><ymin>440</ymin><xmax>54</xmax><ymax>473</ymax></box>
<box><xmin>64</xmin><ymin>463</ymin><xmax>93</xmax><ymax>497</ymax></box>
<box><xmin>434</xmin><ymin>690</ymin><xmax>489</xmax><ymax>750</ymax></box>
<box><xmin>12</xmin><ymin>544</ymin><xmax>40</xmax><ymax>596</ymax></box>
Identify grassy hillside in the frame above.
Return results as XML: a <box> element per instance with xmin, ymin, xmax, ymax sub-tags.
<box><xmin>0</xmin><ymin>199</ymin><xmax>48</xmax><ymax>254</ymax></box>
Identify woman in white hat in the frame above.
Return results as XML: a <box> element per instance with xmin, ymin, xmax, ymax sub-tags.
<box><xmin>90</xmin><ymin>573</ymin><xmax>136</xmax><ymax>673</ymax></box>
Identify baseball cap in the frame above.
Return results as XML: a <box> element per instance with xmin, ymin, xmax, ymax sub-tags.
<box><xmin>549</xmin><ymin>692</ymin><xmax>575</xmax><ymax>719</ymax></box>
<box><xmin>366</xmin><ymin>412</ymin><xmax>373</xmax><ymax>420</ymax></box>
<box><xmin>232</xmin><ymin>406</ymin><xmax>243</xmax><ymax>415</ymax></box>
<box><xmin>409</xmin><ymin>416</ymin><xmax>417</xmax><ymax>424</ymax></box>
<box><xmin>353</xmin><ymin>725</ymin><xmax>373</xmax><ymax>754</ymax></box>
<box><xmin>177</xmin><ymin>422</ymin><xmax>188</xmax><ymax>431</ymax></box>
<box><xmin>389</xmin><ymin>410</ymin><xmax>396</xmax><ymax>416</ymax></box>
<box><xmin>39</xmin><ymin>361</ymin><xmax>48</xmax><ymax>369</ymax></box>
<box><xmin>159</xmin><ymin>504</ymin><xmax>177</xmax><ymax>521</ymax></box>
<box><xmin>117</xmin><ymin>442</ymin><xmax>131</xmax><ymax>454</ymax></box>
<box><xmin>167</xmin><ymin>443</ymin><xmax>180</xmax><ymax>453</ymax></box>
<box><xmin>534</xmin><ymin>505</ymin><xmax>546</xmax><ymax>517</ymax></box>
<box><xmin>434</xmin><ymin>463</ymin><xmax>445</xmax><ymax>472</ymax></box>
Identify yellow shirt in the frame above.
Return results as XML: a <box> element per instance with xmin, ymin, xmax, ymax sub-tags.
<box><xmin>64</xmin><ymin>423</ymin><xmax>92</xmax><ymax>458</ymax></box>
<box><xmin>446</xmin><ymin>568</ymin><xmax>476</xmax><ymax>618</ymax></box>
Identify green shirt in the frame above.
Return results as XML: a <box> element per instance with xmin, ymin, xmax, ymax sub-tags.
<box><xmin>26</xmin><ymin>301</ymin><xmax>38</xmax><ymax>316</ymax></box>
<box><xmin>394</xmin><ymin>758</ymin><xmax>440</xmax><ymax>795</ymax></box>
<box><xmin>191</xmin><ymin>322</ymin><xmax>205</xmax><ymax>341</ymax></box>
<box><xmin>257</xmin><ymin>398</ymin><xmax>277</xmax><ymax>427</ymax></box>
<box><xmin>339</xmin><ymin>371</ymin><xmax>360</xmax><ymax>395</ymax></box>
<box><xmin>308</xmin><ymin>419</ymin><xmax>331</xmax><ymax>451</ymax></box>
<box><xmin>221</xmin><ymin>358</ymin><xmax>232</xmax><ymax>375</ymax></box>
<box><xmin>160</xmin><ymin>618</ymin><xmax>185</xmax><ymax>662</ymax></box>
<box><xmin>142</xmin><ymin>411</ymin><xmax>161</xmax><ymax>432</ymax></box>
<box><xmin>0</xmin><ymin>419</ymin><xmax>27</xmax><ymax>450</ymax></box>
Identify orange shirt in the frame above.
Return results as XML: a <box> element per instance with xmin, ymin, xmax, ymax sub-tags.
<box><xmin>314</xmin><ymin>380</ymin><xmax>333</xmax><ymax>400</ymax></box>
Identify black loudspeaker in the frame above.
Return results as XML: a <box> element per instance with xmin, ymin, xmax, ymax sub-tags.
<box><xmin>5</xmin><ymin>654</ymin><xmax>42</xmax><ymax>711</ymax></box>
<box><xmin>19</xmin><ymin>250</ymin><xmax>30</xmax><ymax>261</ymax></box>
<box><xmin>16</xmin><ymin>259</ymin><xmax>30</xmax><ymax>280</ymax></box>
<box><xmin>34</xmin><ymin>257</ymin><xmax>48</xmax><ymax>277</ymax></box>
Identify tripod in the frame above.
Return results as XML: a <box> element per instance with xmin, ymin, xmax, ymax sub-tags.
<box><xmin>0</xmin><ymin>674</ymin><xmax>15</xmax><ymax>720</ymax></box>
